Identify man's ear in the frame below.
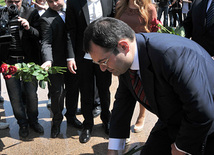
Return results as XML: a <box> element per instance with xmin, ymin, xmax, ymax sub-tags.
<box><xmin>118</xmin><ymin>40</ymin><xmax>129</xmax><ymax>54</ymax></box>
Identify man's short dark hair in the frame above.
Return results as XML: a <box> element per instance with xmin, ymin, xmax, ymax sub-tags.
<box><xmin>83</xmin><ymin>17</ymin><xmax>135</xmax><ymax>53</ymax></box>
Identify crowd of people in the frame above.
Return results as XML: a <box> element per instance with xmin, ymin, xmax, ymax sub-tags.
<box><xmin>0</xmin><ymin>0</ymin><xmax>214</xmax><ymax>154</ymax></box>
<box><xmin>156</xmin><ymin>0</ymin><xmax>192</xmax><ymax>27</ymax></box>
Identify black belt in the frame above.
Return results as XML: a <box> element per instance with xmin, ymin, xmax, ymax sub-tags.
<box><xmin>9</xmin><ymin>56</ymin><xmax>25</xmax><ymax>61</ymax></box>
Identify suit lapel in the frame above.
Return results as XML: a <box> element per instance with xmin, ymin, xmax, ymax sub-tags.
<box><xmin>206</xmin><ymin>0</ymin><xmax>214</xmax><ymax>30</ymax></box>
<box><xmin>135</xmin><ymin>33</ymin><xmax>159</xmax><ymax>116</ymax></box>
<box><xmin>81</xmin><ymin>0</ymin><xmax>90</xmax><ymax>25</ymax></box>
<box><xmin>100</xmin><ymin>0</ymin><xmax>106</xmax><ymax>17</ymax></box>
<box><xmin>201</xmin><ymin>0</ymin><xmax>208</xmax><ymax>28</ymax></box>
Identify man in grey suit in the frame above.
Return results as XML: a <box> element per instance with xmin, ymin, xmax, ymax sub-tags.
<box><xmin>83</xmin><ymin>17</ymin><xmax>214</xmax><ymax>155</ymax></box>
<box><xmin>40</xmin><ymin>0</ymin><xmax>83</xmax><ymax>138</ymax></box>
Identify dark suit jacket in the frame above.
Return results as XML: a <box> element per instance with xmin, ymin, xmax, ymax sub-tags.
<box><xmin>40</xmin><ymin>8</ymin><xmax>67</xmax><ymax>67</ymax></box>
<box><xmin>110</xmin><ymin>33</ymin><xmax>214</xmax><ymax>154</ymax></box>
<box><xmin>183</xmin><ymin>0</ymin><xmax>214</xmax><ymax>56</ymax></box>
<box><xmin>66</xmin><ymin>0</ymin><xmax>116</xmax><ymax>61</ymax></box>
<box><xmin>0</xmin><ymin>5</ymin><xmax>41</xmax><ymax>64</ymax></box>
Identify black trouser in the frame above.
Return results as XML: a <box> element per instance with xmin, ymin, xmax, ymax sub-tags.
<box><xmin>79</xmin><ymin>59</ymin><xmax>112</xmax><ymax>129</ymax></box>
<box><xmin>49</xmin><ymin>70</ymin><xmax>79</xmax><ymax>126</ymax></box>
<box><xmin>172</xmin><ymin>8</ymin><xmax>182</xmax><ymax>27</ymax></box>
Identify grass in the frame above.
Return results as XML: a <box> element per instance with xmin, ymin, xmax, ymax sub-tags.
<box><xmin>0</xmin><ymin>0</ymin><xmax>5</xmax><ymax>6</ymax></box>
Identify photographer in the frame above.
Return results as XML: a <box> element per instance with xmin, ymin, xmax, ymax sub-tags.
<box><xmin>0</xmin><ymin>0</ymin><xmax>43</xmax><ymax>138</ymax></box>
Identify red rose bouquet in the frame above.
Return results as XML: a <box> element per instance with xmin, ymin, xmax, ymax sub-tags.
<box><xmin>0</xmin><ymin>62</ymin><xmax>67</xmax><ymax>89</ymax></box>
<box><xmin>150</xmin><ymin>18</ymin><xmax>185</xmax><ymax>37</ymax></box>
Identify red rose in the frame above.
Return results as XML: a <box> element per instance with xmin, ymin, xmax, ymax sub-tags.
<box><xmin>0</xmin><ymin>63</ymin><xmax>8</xmax><ymax>73</ymax></box>
<box><xmin>150</xmin><ymin>18</ymin><xmax>162</xmax><ymax>32</ymax></box>
<box><xmin>8</xmin><ymin>66</ymin><xmax>18</xmax><ymax>75</ymax></box>
<box><xmin>3</xmin><ymin>74</ymin><xmax>12</xmax><ymax>80</ymax></box>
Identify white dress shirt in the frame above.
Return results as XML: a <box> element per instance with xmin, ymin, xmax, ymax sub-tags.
<box><xmin>84</xmin><ymin>0</ymin><xmax>103</xmax><ymax>60</ymax></box>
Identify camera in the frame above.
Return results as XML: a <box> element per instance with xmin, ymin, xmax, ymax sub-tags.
<box><xmin>0</xmin><ymin>4</ymin><xmax>20</xmax><ymax>45</ymax></box>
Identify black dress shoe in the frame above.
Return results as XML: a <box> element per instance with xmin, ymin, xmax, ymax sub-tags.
<box><xmin>102</xmin><ymin>122</ymin><xmax>110</xmax><ymax>135</ymax></box>
<box><xmin>51</xmin><ymin>125</ymin><xmax>60</xmax><ymax>138</ymax></box>
<box><xmin>79</xmin><ymin>128</ymin><xmax>92</xmax><ymax>143</ymax></box>
<box><xmin>0</xmin><ymin>96</ymin><xmax>4</xmax><ymax>103</ymax></box>
<box><xmin>30</xmin><ymin>122</ymin><xmax>44</xmax><ymax>133</ymax></box>
<box><xmin>19</xmin><ymin>125</ymin><xmax>29</xmax><ymax>138</ymax></box>
<box><xmin>93</xmin><ymin>105</ymin><xmax>101</xmax><ymax>118</ymax></box>
<box><xmin>67</xmin><ymin>117</ymin><xmax>83</xmax><ymax>129</ymax></box>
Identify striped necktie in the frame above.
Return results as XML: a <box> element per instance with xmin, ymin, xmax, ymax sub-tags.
<box><xmin>129</xmin><ymin>69</ymin><xmax>149</xmax><ymax>105</ymax></box>
<box><xmin>207</xmin><ymin>0</ymin><xmax>214</xmax><ymax>27</ymax></box>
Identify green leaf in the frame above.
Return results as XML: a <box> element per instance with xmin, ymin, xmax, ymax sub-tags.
<box><xmin>32</xmin><ymin>71</ymin><xmax>40</xmax><ymax>76</ymax></box>
<box><xmin>36</xmin><ymin>74</ymin><xmax>45</xmax><ymax>81</ymax></box>
<box><xmin>175</xmin><ymin>26</ymin><xmax>185</xmax><ymax>37</ymax></box>
<box><xmin>39</xmin><ymin>80</ymin><xmax>46</xmax><ymax>89</ymax></box>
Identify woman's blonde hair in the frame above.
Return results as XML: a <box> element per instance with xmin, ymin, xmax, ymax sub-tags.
<box><xmin>115</xmin><ymin>0</ymin><xmax>152</xmax><ymax>32</ymax></box>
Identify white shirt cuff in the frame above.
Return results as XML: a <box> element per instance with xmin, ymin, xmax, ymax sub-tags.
<box><xmin>108</xmin><ymin>138</ymin><xmax>126</xmax><ymax>150</ymax></box>
<box><xmin>66</xmin><ymin>58</ymin><xmax>75</xmax><ymax>61</ymax></box>
<box><xmin>174</xmin><ymin>143</ymin><xmax>191</xmax><ymax>155</ymax></box>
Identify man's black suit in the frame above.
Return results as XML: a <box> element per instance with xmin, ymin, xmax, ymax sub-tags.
<box><xmin>183</xmin><ymin>0</ymin><xmax>214</xmax><ymax>56</ymax></box>
<box><xmin>40</xmin><ymin>8</ymin><xmax>79</xmax><ymax>126</ymax></box>
<box><xmin>110</xmin><ymin>33</ymin><xmax>214</xmax><ymax>154</ymax></box>
<box><xmin>66</xmin><ymin>0</ymin><xmax>115</xmax><ymax>130</ymax></box>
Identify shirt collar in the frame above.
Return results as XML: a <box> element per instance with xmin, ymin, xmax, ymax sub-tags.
<box><xmin>87</xmin><ymin>0</ymin><xmax>100</xmax><ymax>2</ymax></box>
<box><xmin>130</xmin><ymin>42</ymin><xmax>140</xmax><ymax>70</ymax></box>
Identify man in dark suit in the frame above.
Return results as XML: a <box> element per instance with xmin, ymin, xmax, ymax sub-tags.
<box><xmin>40</xmin><ymin>0</ymin><xmax>83</xmax><ymax>138</ymax></box>
<box><xmin>83</xmin><ymin>17</ymin><xmax>214</xmax><ymax>155</ymax></box>
<box><xmin>183</xmin><ymin>0</ymin><xmax>214</xmax><ymax>56</ymax></box>
<box><xmin>66</xmin><ymin>0</ymin><xmax>116</xmax><ymax>143</ymax></box>
<box><xmin>0</xmin><ymin>0</ymin><xmax>43</xmax><ymax>138</ymax></box>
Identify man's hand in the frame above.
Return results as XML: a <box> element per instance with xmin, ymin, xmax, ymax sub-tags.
<box><xmin>67</xmin><ymin>59</ymin><xmax>77</xmax><ymax>74</ymax></box>
<box><xmin>18</xmin><ymin>17</ymin><xmax>30</xmax><ymax>30</ymax></box>
<box><xmin>41</xmin><ymin>61</ymin><xmax>52</xmax><ymax>71</ymax></box>
<box><xmin>107</xmin><ymin>150</ymin><xmax>118</xmax><ymax>155</ymax></box>
<box><xmin>171</xmin><ymin>143</ymin><xmax>185</xmax><ymax>155</ymax></box>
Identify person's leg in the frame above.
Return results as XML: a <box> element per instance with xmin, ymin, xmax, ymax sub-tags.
<box><xmin>169</xmin><ymin>11</ymin><xmax>174</xmax><ymax>27</ymax></box>
<box><xmin>24</xmin><ymin>78</ymin><xmax>38</xmax><ymax>124</ymax></box>
<box><xmin>64</xmin><ymin>70</ymin><xmax>82</xmax><ymax>129</ymax></box>
<box><xmin>49</xmin><ymin>73</ymin><xmax>65</xmax><ymax>138</ymax></box>
<box><xmin>49</xmin><ymin>73</ymin><xmax>65</xmax><ymax>126</ymax></box>
<box><xmin>5</xmin><ymin>77</ymin><xmax>28</xmax><ymax>126</ymax></box>
<box><xmin>163</xmin><ymin>6</ymin><xmax>169</xmax><ymax>27</ymax></box>
<box><xmin>140</xmin><ymin>120</ymin><xmax>173</xmax><ymax>155</ymax></box>
<box><xmin>95</xmin><ymin>64</ymin><xmax>112</xmax><ymax>134</ymax></box>
<box><xmin>24</xmin><ymin>78</ymin><xmax>43</xmax><ymax>133</ymax></box>
<box><xmin>134</xmin><ymin>103</ymin><xmax>146</xmax><ymax>133</ymax></box>
<box><xmin>79</xmin><ymin>59</ymin><xmax>94</xmax><ymax>130</ymax></box>
<box><xmin>5</xmin><ymin>76</ymin><xmax>29</xmax><ymax>138</ymax></box>
<box><xmin>172</xmin><ymin>10</ymin><xmax>177</xmax><ymax>27</ymax></box>
<box><xmin>157</xmin><ymin>7</ymin><xmax>163</xmax><ymax>21</ymax></box>
<box><xmin>178</xmin><ymin>9</ymin><xmax>183</xmax><ymax>27</ymax></box>
<box><xmin>79</xmin><ymin>59</ymin><xmax>95</xmax><ymax>143</ymax></box>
